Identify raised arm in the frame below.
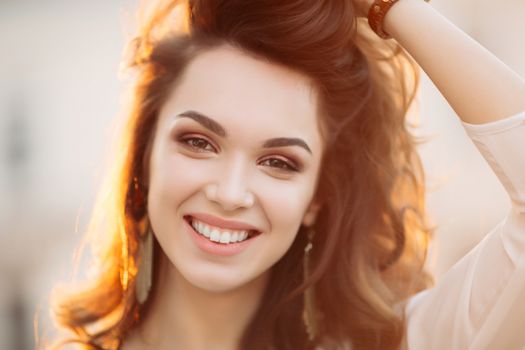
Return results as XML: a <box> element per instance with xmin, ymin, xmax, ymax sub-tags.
<box><xmin>355</xmin><ymin>1</ymin><xmax>525</xmax><ymax>349</ymax></box>
<box><xmin>359</xmin><ymin>0</ymin><xmax>525</xmax><ymax>124</ymax></box>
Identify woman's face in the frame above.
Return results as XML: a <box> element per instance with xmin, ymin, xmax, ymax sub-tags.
<box><xmin>147</xmin><ymin>45</ymin><xmax>323</xmax><ymax>293</ymax></box>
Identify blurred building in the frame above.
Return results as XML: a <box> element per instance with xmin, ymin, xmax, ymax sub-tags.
<box><xmin>0</xmin><ymin>0</ymin><xmax>523</xmax><ymax>349</ymax></box>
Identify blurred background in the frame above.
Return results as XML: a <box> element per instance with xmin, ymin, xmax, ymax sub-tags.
<box><xmin>0</xmin><ymin>0</ymin><xmax>524</xmax><ymax>348</ymax></box>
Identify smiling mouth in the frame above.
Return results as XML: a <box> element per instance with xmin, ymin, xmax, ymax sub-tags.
<box><xmin>184</xmin><ymin>216</ymin><xmax>261</xmax><ymax>244</ymax></box>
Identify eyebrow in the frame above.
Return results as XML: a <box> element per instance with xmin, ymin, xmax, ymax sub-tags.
<box><xmin>176</xmin><ymin>110</ymin><xmax>226</xmax><ymax>137</ymax></box>
<box><xmin>175</xmin><ymin>110</ymin><xmax>312</xmax><ymax>154</ymax></box>
<box><xmin>262</xmin><ymin>137</ymin><xmax>312</xmax><ymax>154</ymax></box>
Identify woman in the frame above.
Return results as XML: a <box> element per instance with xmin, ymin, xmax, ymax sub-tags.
<box><xmin>44</xmin><ymin>0</ymin><xmax>525</xmax><ymax>349</ymax></box>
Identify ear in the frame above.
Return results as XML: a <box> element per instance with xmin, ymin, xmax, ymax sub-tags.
<box><xmin>302</xmin><ymin>201</ymin><xmax>321</xmax><ymax>227</ymax></box>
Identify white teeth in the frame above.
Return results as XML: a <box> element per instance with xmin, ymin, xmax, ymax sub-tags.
<box><xmin>210</xmin><ymin>229</ymin><xmax>220</xmax><ymax>242</ymax></box>
<box><xmin>240</xmin><ymin>231</ymin><xmax>248</xmax><ymax>241</ymax></box>
<box><xmin>219</xmin><ymin>232</ymin><xmax>231</xmax><ymax>243</ymax></box>
<box><xmin>203</xmin><ymin>224</ymin><xmax>211</xmax><ymax>238</ymax></box>
<box><xmin>190</xmin><ymin>218</ymin><xmax>255</xmax><ymax>244</ymax></box>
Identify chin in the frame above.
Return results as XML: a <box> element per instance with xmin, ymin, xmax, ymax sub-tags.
<box><xmin>177</xmin><ymin>263</ymin><xmax>269</xmax><ymax>294</ymax></box>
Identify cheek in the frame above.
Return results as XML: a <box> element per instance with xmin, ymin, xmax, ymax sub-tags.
<box><xmin>255</xmin><ymin>175</ymin><xmax>316</xmax><ymax>234</ymax></box>
<box><xmin>148</xmin><ymin>152</ymin><xmax>210</xmax><ymax>215</ymax></box>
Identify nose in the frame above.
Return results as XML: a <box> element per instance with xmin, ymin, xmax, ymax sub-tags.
<box><xmin>204</xmin><ymin>158</ymin><xmax>255</xmax><ymax>211</ymax></box>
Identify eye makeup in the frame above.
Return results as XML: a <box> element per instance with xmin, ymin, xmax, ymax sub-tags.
<box><xmin>177</xmin><ymin>134</ymin><xmax>218</xmax><ymax>153</ymax></box>
<box><xmin>173</xmin><ymin>111</ymin><xmax>313</xmax><ymax>156</ymax></box>
<box><xmin>169</xmin><ymin>122</ymin><xmax>307</xmax><ymax>174</ymax></box>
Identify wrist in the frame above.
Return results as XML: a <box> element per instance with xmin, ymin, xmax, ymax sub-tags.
<box><xmin>368</xmin><ymin>0</ymin><xmax>400</xmax><ymax>39</ymax></box>
<box><xmin>368</xmin><ymin>0</ymin><xmax>431</xmax><ymax>39</ymax></box>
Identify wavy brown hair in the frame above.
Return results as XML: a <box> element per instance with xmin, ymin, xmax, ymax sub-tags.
<box><xmin>41</xmin><ymin>0</ymin><xmax>433</xmax><ymax>349</ymax></box>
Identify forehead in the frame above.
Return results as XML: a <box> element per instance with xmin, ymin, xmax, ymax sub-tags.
<box><xmin>159</xmin><ymin>45</ymin><xmax>323</xmax><ymax>153</ymax></box>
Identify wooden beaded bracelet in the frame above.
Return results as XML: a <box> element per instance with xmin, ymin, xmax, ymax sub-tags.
<box><xmin>368</xmin><ymin>0</ymin><xmax>430</xmax><ymax>39</ymax></box>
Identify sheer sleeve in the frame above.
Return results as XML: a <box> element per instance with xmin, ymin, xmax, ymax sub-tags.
<box><xmin>404</xmin><ymin>111</ymin><xmax>525</xmax><ymax>350</ymax></box>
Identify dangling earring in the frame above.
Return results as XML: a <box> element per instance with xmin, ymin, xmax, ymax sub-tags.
<box><xmin>128</xmin><ymin>175</ymin><xmax>153</xmax><ymax>304</ymax></box>
<box><xmin>303</xmin><ymin>226</ymin><xmax>317</xmax><ymax>341</ymax></box>
<box><xmin>135</xmin><ymin>225</ymin><xmax>153</xmax><ymax>304</ymax></box>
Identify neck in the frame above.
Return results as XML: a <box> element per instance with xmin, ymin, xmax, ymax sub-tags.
<box><xmin>130</xmin><ymin>253</ymin><xmax>269</xmax><ymax>350</ymax></box>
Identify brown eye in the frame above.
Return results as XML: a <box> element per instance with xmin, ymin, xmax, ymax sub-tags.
<box><xmin>259</xmin><ymin>157</ymin><xmax>298</xmax><ymax>172</ymax></box>
<box><xmin>180</xmin><ymin>137</ymin><xmax>216</xmax><ymax>152</ymax></box>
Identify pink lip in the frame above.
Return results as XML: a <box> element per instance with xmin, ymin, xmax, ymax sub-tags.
<box><xmin>188</xmin><ymin>212</ymin><xmax>261</xmax><ymax>232</ymax></box>
<box><xmin>184</xmin><ymin>218</ymin><xmax>258</xmax><ymax>257</ymax></box>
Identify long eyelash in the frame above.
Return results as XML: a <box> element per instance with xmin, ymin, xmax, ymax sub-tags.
<box><xmin>175</xmin><ymin>133</ymin><xmax>300</xmax><ymax>171</ymax></box>
<box><xmin>177</xmin><ymin>135</ymin><xmax>216</xmax><ymax>152</ymax></box>
<box><xmin>260</xmin><ymin>157</ymin><xmax>300</xmax><ymax>172</ymax></box>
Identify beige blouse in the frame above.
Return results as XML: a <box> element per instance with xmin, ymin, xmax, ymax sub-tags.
<box><xmin>404</xmin><ymin>111</ymin><xmax>525</xmax><ymax>349</ymax></box>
